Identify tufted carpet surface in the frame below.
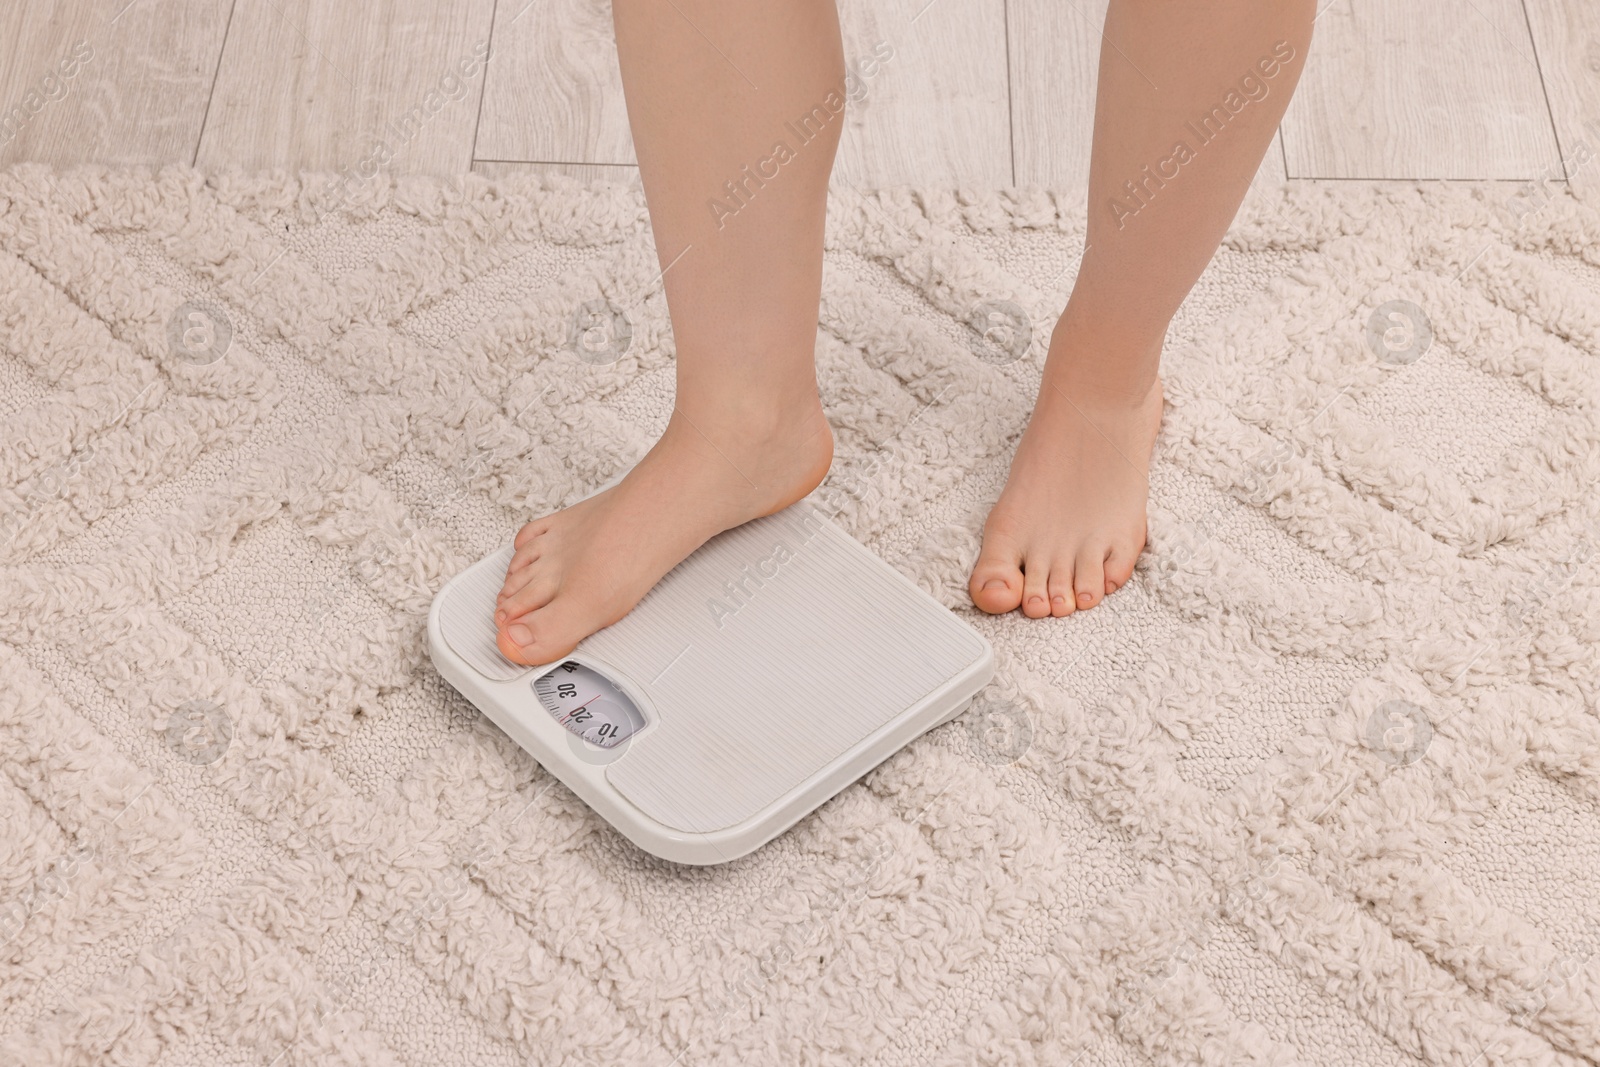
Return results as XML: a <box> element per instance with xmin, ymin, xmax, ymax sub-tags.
<box><xmin>2</xmin><ymin>165</ymin><xmax>1599</xmax><ymax>1066</ymax></box>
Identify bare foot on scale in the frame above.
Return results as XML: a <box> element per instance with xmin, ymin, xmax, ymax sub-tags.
<box><xmin>969</xmin><ymin>368</ymin><xmax>1162</xmax><ymax>618</ymax></box>
<box><xmin>494</xmin><ymin>402</ymin><xmax>833</xmax><ymax>666</ymax></box>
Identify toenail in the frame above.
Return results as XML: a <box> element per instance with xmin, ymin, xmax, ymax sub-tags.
<box><xmin>1077</xmin><ymin>592</ymin><xmax>1093</xmax><ymax>606</ymax></box>
<box><xmin>507</xmin><ymin>624</ymin><xmax>532</xmax><ymax>646</ymax></box>
<box><xmin>983</xmin><ymin>578</ymin><xmax>1008</xmax><ymax>592</ymax></box>
<box><xmin>1052</xmin><ymin>595</ymin><xmax>1066</xmax><ymax>607</ymax></box>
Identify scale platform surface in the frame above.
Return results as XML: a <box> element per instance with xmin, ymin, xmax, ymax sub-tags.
<box><xmin>427</xmin><ymin>500</ymin><xmax>994</xmax><ymax>865</ymax></box>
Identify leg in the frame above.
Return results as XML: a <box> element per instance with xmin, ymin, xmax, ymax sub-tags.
<box><xmin>495</xmin><ymin>0</ymin><xmax>844</xmax><ymax>664</ymax></box>
<box><xmin>969</xmin><ymin>0</ymin><xmax>1314</xmax><ymax>618</ymax></box>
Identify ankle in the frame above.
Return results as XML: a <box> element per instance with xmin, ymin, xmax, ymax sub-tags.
<box><xmin>654</xmin><ymin>396</ymin><xmax>832</xmax><ymax>515</ymax></box>
<box><xmin>673</xmin><ymin>386</ymin><xmax>827</xmax><ymax>446</ymax></box>
<box><xmin>1039</xmin><ymin>360</ymin><xmax>1162</xmax><ymax>413</ymax></box>
<box><xmin>1045</xmin><ymin>307</ymin><xmax>1165</xmax><ymax>407</ymax></box>
<box><xmin>1036</xmin><ymin>329</ymin><xmax>1164</xmax><ymax>409</ymax></box>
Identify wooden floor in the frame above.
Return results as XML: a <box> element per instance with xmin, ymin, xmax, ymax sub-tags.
<box><xmin>1</xmin><ymin>0</ymin><xmax>1596</xmax><ymax>195</ymax></box>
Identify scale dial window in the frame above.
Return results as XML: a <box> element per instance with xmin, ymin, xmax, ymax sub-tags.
<box><xmin>534</xmin><ymin>661</ymin><xmax>645</xmax><ymax>748</ymax></box>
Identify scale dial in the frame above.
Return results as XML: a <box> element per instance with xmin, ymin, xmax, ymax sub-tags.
<box><xmin>534</xmin><ymin>661</ymin><xmax>646</xmax><ymax>748</ymax></box>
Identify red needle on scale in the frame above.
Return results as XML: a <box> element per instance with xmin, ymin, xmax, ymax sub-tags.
<box><xmin>560</xmin><ymin>695</ymin><xmax>599</xmax><ymax>725</ymax></box>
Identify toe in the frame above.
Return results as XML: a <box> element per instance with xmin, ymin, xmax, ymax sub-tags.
<box><xmin>969</xmin><ymin>540</ymin><xmax>1024</xmax><ymax>615</ymax></box>
<box><xmin>503</xmin><ymin>541</ymin><xmax>543</xmax><ymax>582</ymax></box>
<box><xmin>497</xmin><ymin>610</ymin><xmax>581</xmax><ymax>667</ymax></box>
<box><xmin>498</xmin><ymin>554</ymin><xmax>544</xmax><ymax>607</ymax></box>
<box><xmin>1073</xmin><ymin>546</ymin><xmax>1108</xmax><ymax>610</ymax></box>
<box><xmin>496</xmin><ymin>569</ymin><xmax>558</xmax><ymax>625</ymax></box>
<box><xmin>512</xmin><ymin>519</ymin><xmax>551</xmax><ymax>551</ymax></box>
<box><xmin>495</xmin><ymin>559</ymin><xmax>542</xmax><ymax>622</ymax></box>
<box><xmin>1046</xmin><ymin>565</ymin><xmax>1077</xmax><ymax>617</ymax></box>
<box><xmin>1104</xmin><ymin>541</ymin><xmax>1140</xmax><ymax>596</ymax></box>
<box><xmin>1020</xmin><ymin>560</ymin><xmax>1052</xmax><ymax>619</ymax></box>
<box><xmin>500</xmin><ymin>541</ymin><xmax>546</xmax><ymax>598</ymax></box>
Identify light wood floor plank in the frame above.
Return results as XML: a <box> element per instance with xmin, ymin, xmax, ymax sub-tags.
<box><xmin>1521</xmin><ymin>0</ymin><xmax>1600</xmax><ymax>198</ymax></box>
<box><xmin>1007</xmin><ymin>0</ymin><xmax>1105</xmax><ymax>192</ymax></box>
<box><xmin>1008</xmin><ymin>0</ymin><xmax>1288</xmax><ymax>199</ymax></box>
<box><xmin>474</xmin><ymin>0</ymin><xmax>634</xmax><ymax>167</ymax></box>
<box><xmin>6</xmin><ymin>0</ymin><xmax>1592</xmax><ymax>193</ymax></box>
<box><xmin>0</xmin><ymin>0</ymin><xmax>233</xmax><ymax>168</ymax></box>
<box><xmin>473</xmin><ymin>159</ymin><xmax>640</xmax><ymax>187</ymax></box>
<box><xmin>1280</xmin><ymin>0</ymin><xmax>1562</xmax><ymax>180</ymax></box>
<box><xmin>832</xmin><ymin>0</ymin><xmax>1011</xmax><ymax>187</ymax></box>
<box><xmin>196</xmin><ymin>0</ymin><xmax>496</xmax><ymax>176</ymax></box>
<box><xmin>475</xmin><ymin>0</ymin><xmax>1012</xmax><ymax>187</ymax></box>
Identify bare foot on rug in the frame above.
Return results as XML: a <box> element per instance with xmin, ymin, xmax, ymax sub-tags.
<box><xmin>494</xmin><ymin>402</ymin><xmax>833</xmax><ymax>665</ymax></box>
<box><xmin>956</xmin><ymin>0</ymin><xmax>1309</xmax><ymax>619</ymax></box>
<box><xmin>969</xmin><ymin>370</ymin><xmax>1162</xmax><ymax>618</ymax></box>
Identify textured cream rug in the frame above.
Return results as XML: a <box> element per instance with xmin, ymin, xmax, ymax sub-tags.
<box><xmin>2</xmin><ymin>165</ymin><xmax>1599</xmax><ymax>1066</ymax></box>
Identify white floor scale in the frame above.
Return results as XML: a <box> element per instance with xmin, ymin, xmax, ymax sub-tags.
<box><xmin>427</xmin><ymin>499</ymin><xmax>994</xmax><ymax>865</ymax></box>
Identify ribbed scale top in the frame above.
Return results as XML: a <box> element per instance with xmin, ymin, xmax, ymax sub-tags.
<box><xmin>588</xmin><ymin>506</ymin><xmax>987</xmax><ymax>833</ymax></box>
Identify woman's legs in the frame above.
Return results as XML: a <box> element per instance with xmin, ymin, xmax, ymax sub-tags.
<box><xmin>495</xmin><ymin>0</ymin><xmax>844</xmax><ymax>664</ymax></box>
<box><xmin>970</xmin><ymin>0</ymin><xmax>1315</xmax><ymax>617</ymax></box>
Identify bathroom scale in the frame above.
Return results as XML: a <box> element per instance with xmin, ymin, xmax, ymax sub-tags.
<box><xmin>427</xmin><ymin>498</ymin><xmax>994</xmax><ymax>865</ymax></box>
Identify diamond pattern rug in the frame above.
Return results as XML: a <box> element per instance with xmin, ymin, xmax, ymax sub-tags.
<box><xmin>2</xmin><ymin>165</ymin><xmax>1599</xmax><ymax>1066</ymax></box>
